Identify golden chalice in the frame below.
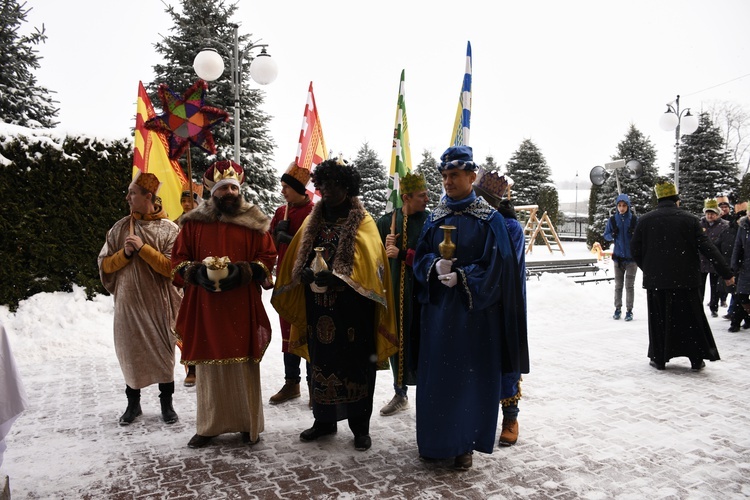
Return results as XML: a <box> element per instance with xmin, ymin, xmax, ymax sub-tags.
<box><xmin>438</xmin><ymin>225</ymin><xmax>456</xmax><ymax>260</ymax></box>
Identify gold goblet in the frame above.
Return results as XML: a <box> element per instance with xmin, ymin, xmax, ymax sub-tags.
<box><xmin>438</xmin><ymin>225</ymin><xmax>456</xmax><ymax>260</ymax></box>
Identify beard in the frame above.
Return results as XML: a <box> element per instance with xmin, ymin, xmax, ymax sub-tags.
<box><xmin>215</xmin><ymin>193</ymin><xmax>242</xmax><ymax>215</ymax></box>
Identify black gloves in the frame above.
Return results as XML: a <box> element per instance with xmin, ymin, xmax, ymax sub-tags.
<box><xmin>301</xmin><ymin>267</ymin><xmax>315</xmax><ymax>284</ymax></box>
<box><xmin>218</xmin><ymin>262</ymin><xmax>256</xmax><ymax>291</ymax></box>
<box><xmin>314</xmin><ymin>269</ymin><xmax>343</xmax><ymax>288</ymax></box>
<box><xmin>275</xmin><ymin>220</ymin><xmax>290</xmax><ymax>234</ymax></box>
<box><xmin>274</xmin><ymin>220</ymin><xmax>293</xmax><ymax>245</ymax></box>
<box><xmin>183</xmin><ymin>264</ymin><xmax>217</xmax><ymax>292</ymax></box>
<box><xmin>276</xmin><ymin>231</ymin><xmax>293</xmax><ymax>245</ymax></box>
<box><xmin>249</xmin><ymin>262</ymin><xmax>267</xmax><ymax>282</ymax></box>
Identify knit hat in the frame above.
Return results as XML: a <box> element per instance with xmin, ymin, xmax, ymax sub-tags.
<box><xmin>280</xmin><ymin>162</ymin><xmax>311</xmax><ymax>195</ymax></box>
<box><xmin>133</xmin><ymin>171</ymin><xmax>161</xmax><ymax>197</ymax></box>
<box><xmin>472</xmin><ymin>167</ymin><xmax>513</xmax><ymax>203</ymax></box>
<box><xmin>703</xmin><ymin>198</ymin><xmax>720</xmax><ymax>215</ymax></box>
<box><xmin>438</xmin><ymin>146</ymin><xmax>477</xmax><ymax>172</ymax></box>
<box><xmin>654</xmin><ymin>180</ymin><xmax>678</xmax><ymax>199</ymax></box>
<box><xmin>400</xmin><ymin>172</ymin><xmax>427</xmax><ymax>195</ymax></box>
<box><xmin>203</xmin><ymin>160</ymin><xmax>245</xmax><ymax>196</ymax></box>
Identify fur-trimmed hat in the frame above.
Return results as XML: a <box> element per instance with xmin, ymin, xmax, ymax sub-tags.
<box><xmin>438</xmin><ymin>146</ymin><xmax>477</xmax><ymax>172</ymax></box>
<box><xmin>203</xmin><ymin>160</ymin><xmax>245</xmax><ymax>196</ymax></box>
<box><xmin>473</xmin><ymin>167</ymin><xmax>513</xmax><ymax>203</ymax></box>
<box><xmin>716</xmin><ymin>195</ymin><xmax>730</xmax><ymax>206</ymax></box>
<box><xmin>654</xmin><ymin>180</ymin><xmax>678</xmax><ymax>200</ymax></box>
<box><xmin>133</xmin><ymin>171</ymin><xmax>161</xmax><ymax>197</ymax></box>
<box><xmin>400</xmin><ymin>172</ymin><xmax>427</xmax><ymax>195</ymax></box>
<box><xmin>703</xmin><ymin>198</ymin><xmax>721</xmax><ymax>215</ymax></box>
<box><xmin>280</xmin><ymin>162</ymin><xmax>311</xmax><ymax>195</ymax></box>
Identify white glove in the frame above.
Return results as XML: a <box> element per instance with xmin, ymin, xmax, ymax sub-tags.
<box><xmin>438</xmin><ymin>272</ymin><xmax>458</xmax><ymax>288</ymax></box>
<box><xmin>436</xmin><ymin>258</ymin><xmax>455</xmax><ymax>275</ymax></box>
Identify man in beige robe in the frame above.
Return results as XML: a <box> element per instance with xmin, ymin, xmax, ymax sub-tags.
<box><xmin>98</xmin><ymin>172</ymin><xmax>182</xmax><ymax>426</ymax></box>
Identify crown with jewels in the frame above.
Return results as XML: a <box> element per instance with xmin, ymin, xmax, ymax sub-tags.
<box><xmin>473</xmin><ymin>167</ymin><xmax>513</xmax><ymax>201</ymax></box>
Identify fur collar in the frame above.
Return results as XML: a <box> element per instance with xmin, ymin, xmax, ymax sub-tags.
<box><xmin>292</xmin><ymin>197</ymin><xmax>366</xmax><ymax>279</ymax></box>
<box><xmin>181</xmin><ymin>197</ymin><xmax>270</xmax><ymax>233</ymax></box>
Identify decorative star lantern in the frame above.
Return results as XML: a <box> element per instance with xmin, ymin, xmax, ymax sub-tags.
<box><xmin>145</xmin><ymin>79</ymin><xmax>229</xmax><ymax>160</ymax></box>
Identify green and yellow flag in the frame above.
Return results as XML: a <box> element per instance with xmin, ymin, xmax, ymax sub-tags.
<box><xmin>386</xmin><ymin>70</ymin><xmax>412</xmax><ymax>212</ymax></box>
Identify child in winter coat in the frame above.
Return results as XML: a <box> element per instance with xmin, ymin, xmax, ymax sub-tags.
<box><xmin>603</xmin><ymin>193</ymin><xmax>638</xmax><ymax>321</ymax></box>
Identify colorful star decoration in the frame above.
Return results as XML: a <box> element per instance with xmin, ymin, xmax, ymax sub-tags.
<box><xmin>144</xmin><ymin>79</ymin><xmax>229</xmax><ymax>160</ymax></box>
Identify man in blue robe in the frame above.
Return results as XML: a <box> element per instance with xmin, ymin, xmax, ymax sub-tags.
<box><xmin>413</xmin><ymin>146</ymin><xmax>528</xmax><ymax>469</ymax></box>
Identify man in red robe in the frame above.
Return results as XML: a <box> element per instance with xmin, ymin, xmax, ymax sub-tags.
<box><xmin>268</xmin><ymin>162</ymin><xmax>314</xmax><ymax>405</ymax></box>
<box><xmin>172</xmin><ymin>160</ymin><xmax>277</xmax><ymax>448</ymax></box>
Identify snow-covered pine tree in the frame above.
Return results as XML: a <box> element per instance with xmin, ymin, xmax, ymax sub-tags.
<box><xmin>588</xmin><ymin>125</ymin><xmax>658</xmax><ymax>247</ymax></box>
<box><xmin>0</xmin><ymin>0</ymin><xmax>58</xmax><ymax>128</ymax></box>
<box><xmin>483</xmin><ymin>154</ymin><xmax>499</xmax><ymax>172</ymax></box>
<box><xmin>415</xmin><ymin>149</ymin><xmax>442</xmax><ymax>209</ymax></box>
<box><xmin>505</xmin><ymin>138</ymin><xmax>559</xmax><ymax>224</ymax></box>
<box><xmin>737</xmin><ymin>173</ymin><xmax>750</xmax><ymax>206</ymax></box>
<box><xmin>150</xmin><ymin>0</ymin><xmax>281</xmax><ymax>214</ymax></box>
<box><xmin>352</xmin><ymin>142</ymin><xmax>388</xmax><ymax>217</ymax></box>
<box><xmin>674</xmin><ymin>113</ymin><xmax>740</xmax><ymax>215</ymax></box>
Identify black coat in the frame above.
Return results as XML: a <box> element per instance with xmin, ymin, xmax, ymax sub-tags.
<box><xmin>631</xmin><ymin>200</ymin><xmax>732</xmax><ymax>289</ymax></box>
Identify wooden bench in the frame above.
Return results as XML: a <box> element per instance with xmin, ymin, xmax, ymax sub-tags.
<box><xmin>526</xmin><ymin>258</ymin><xmax>600</xmax><ymax>280</ymax></box>
<box><xmin>573</xmin><ymin>275</ymin><xmax>614</xmax><ymax>285</ymax></box>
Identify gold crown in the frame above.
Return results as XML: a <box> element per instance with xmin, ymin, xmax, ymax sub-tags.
<box><xmin>703</xmin><ymin>198</ymin><xmax>720</xmax><ymax>213</ymax></box>
<box><xmin>474</xmin><ymin>168</ymin><xmax>512</xmax><ymax>200</ymax></box>
<box><xmin>400</xmin><ymin>172</ymin><xmax>427</xmax><ymax>195</ymax></box>
<box><xmin>203</xmin><ymin>160</ymin><xmax>245</xmax><ymax>191</ymax></box>
<box><xmin>654</xmin><ymin>181</ymin><xmax>678</xmax><ymax>199</ymax></box>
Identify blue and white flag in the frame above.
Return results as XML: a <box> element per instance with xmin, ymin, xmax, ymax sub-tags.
<box><xmin>449</xmin><ymin>41</ymin><xmax>472</xmax><ymax>147</ymax></box>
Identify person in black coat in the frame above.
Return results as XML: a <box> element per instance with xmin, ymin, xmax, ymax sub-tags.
<box><xmin>630</xmin><ymin>180</ymin><xmax>735</xmax><ymax>372</ymax></box>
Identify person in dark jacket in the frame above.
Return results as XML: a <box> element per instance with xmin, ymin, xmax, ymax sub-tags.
<box><xmin>729</xmin><ymin>204</ymin><xmax>750</xmax><ymax>332</ymax></box>
<box><xmin>631</xmin><ymin>180</ymin><xmax>734</xmax><ymax>372</ymax></box>
<box><xmin>698</xmin><ymin>198</ymin><xmax>729</xmax><ymax>318</ymax></box>
<box><xmin>603</xmin><ymin>193</ymin><xmax>638</xmax><ymax>321</ymax></box>
<box><xmin>724</xmin><ymin>201</ymin><xmax>747</xmax><ymax>322</ymax></box>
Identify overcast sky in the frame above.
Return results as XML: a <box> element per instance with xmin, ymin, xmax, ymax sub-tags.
<box><xmin>25</xmin><ymin>0</ymin><xmax>750</xmax><ymax>184</ymax></box>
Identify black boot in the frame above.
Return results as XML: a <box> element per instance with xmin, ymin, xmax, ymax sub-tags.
<box><xmin>119</xmin><ymin>386</ymin><xmax>142</xmax><ymax>426</ymax></box>
<box><xmin>159</xmin><ymin>382</ymin><xmax>178</xmax><ymax>424</ymax></box>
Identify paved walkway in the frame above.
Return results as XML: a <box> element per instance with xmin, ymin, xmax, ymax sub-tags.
<box><xmin>4</xmin><ymin>280</ymin><xmax>750</xmax><ymax>499</ymax></box>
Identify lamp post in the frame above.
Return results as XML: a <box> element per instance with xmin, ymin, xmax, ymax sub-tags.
<box><xmin>659</xmin><ymin>94</ymin><xmax>700</xmax><ymax>192</ymax></box>
<box><xmin>575</xmin><ymin>170</ymin><xmax>578</xmax><ymax>236</ymax></box>
<box><xmin>193</xmin><ymin>23</ymin><xmax>278</xmax><ymax>162</ymax></box>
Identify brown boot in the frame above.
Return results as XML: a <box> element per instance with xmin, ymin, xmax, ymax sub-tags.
<box><xmin>269</xmin><ymin>379</ymin><xmax>301</xmax><ymax>405</ymax></box>
<box><xmin>499</xmin><ymin>418</ymin><xmax>518</xmax><ymax>446</ymax></box>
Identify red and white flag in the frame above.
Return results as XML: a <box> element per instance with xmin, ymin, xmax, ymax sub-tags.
<box><xmin>295</xmin><ymin>82</ymin><xmax>327</xmax><ymax>200</ymax></box>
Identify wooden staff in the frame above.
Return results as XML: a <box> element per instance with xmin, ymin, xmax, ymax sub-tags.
<box><xmin>390</xmin><ymin>210</ymin><xmax>397</xmax><ymax>235</ymax></box>
<box><xmin>187</xmin><ymin>149</ymin><xmax>193</xmax><ymax>206</ymax></box>
<box><xmin>284</xmin><ymin>203</ymin><xmax>289</xmax><ymax>221</ymax></box>
<box><xmin>129</xmin><ymin>213</ymin><xmax>134</xmax><ymax>236</ymax></box>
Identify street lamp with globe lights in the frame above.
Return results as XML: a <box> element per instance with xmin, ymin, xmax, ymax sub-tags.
<box><xmin>659</xmin><ymin>94</ymin><xmax>700</xmax><ymax>192</ymax></box>
<box><xmin>193</xmin><ymin>23</ymin><xmax>278</xmax><ymax>163</ymax></box>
